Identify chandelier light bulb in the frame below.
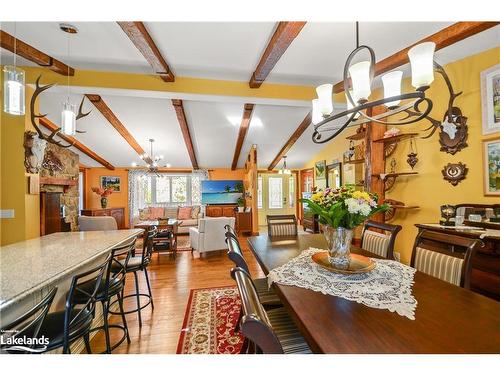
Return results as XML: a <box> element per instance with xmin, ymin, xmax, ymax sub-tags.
<box><xmin>3</xmin><ymin>66</ymin><xmax>25</xmax><ymax>115</ymax></box>
<box><xmin>381</xmin><ymin>70</ymin><xmax>403</xmax><ymax>108</ymax></box>
<box><xmin>348</xmin><ymin>61</ymin><xmax>372</xmax><ymax>103</ymax></box>
<box><xmin>312</xmin><ymin>99</ymin><xmax>323</xmax><ymax>125</ymax></box>
<box><xmin>153</xmin><ymin>162</ymin><xmax>158</xmax><ymax>167</ymax></box>
<box><xmin>61</xmin><ymin>101</ymin><xmax>76</xmax><ymax>136</ymax></box>
<box><xmin>131</xmin><ymin>162</ymin><xmax>137</xmax><ymax>167</ymax></box>
<box><xmin>146</xmin><ymin>163</ymin><xmax>151</xmax><ymax>168</ymax></box>
<box><xmin>408</xmin><ymin>42</ymin><xmax>436</xmax><ymax>89</ymax></box>
<box><xmin>315</xmin><ymin>84</ymin><xmax>333</xmax><ymax>116</ymax></box>
<box><xmin>166</xmin><ymin>163</ymin><xmax>172</xmax><ymax>168</ymax></box>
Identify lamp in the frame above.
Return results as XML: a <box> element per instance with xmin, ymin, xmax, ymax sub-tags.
<box><xmin>348</xmin><ymin>61</ymin><xmax>371</xmax><ymax>103</ymax></box>
<box><xmin>346</xmin><ymin>91</ymin><xmax>360</xmax><ymax>119</ymax></box>
<box><xmin>381</xmin><ymin>70</ymin><xmax>403</xmax><ymax>109</ymax></box>
<box><xmin>132</xmin><ymin>139</ymin><xmax>169</xmax><ymax>175</ymax></box>
<box><xmin>316</xmin><ymin>84</ymin><xmax>333</xmax><ymax>116</ymax></box>
<box><xmin>61</xmin><ymin>101</ymin><xmax>76</xmax><ymax>136</ymax></box>
<box><xmin>408</xmin><ymin>42</ymin><xmax>436</xmax><ymax>89</ymax></box>
<box><xmin>3</xmin><ymin>66</ymin><xmax>25</xmax><ymax>115</ymax></box>
<box><xmin>312</xmin><ymin>99</ymin><xmax>323</xmax><ymax>125</ymax></box>
<box><xmin>278</xmin><ymin>156</ymin><xmax>292</xmax><ymax>175</ymax></box>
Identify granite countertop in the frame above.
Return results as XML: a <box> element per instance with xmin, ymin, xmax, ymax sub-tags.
<box><xmin>0</xmin><ymin>229</ymin><xmax>143</xmax><ymax>310</ymax></box>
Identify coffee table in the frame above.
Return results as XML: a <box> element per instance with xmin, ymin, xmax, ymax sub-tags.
<box><xmin>134</xmin><ymin>219</ymin><xmax>182</xmax><ymax>255</ymax></box>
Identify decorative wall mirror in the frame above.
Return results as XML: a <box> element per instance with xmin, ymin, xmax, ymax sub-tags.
<box><xmin>326</xmin><ymin>162</ymin><xmax>342</xmax><ymax>189</ymax></box>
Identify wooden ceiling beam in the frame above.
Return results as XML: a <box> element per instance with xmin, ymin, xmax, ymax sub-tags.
<box><xmin>332</xmin><ymin>21</ymin><xmax>499</xmax><ymax>93</ymax></box>
<box><xmin>171</xmin><ymin>99</ymin><xmax>199</xmax><ymax>170</ymax></box>
<box><xmin>231</xmin><ymin>104</ymin><xmax>254</xmax><ymax>170</ymax></box>
<box><xmin>249</xmin><ymin>22</ymin><xmax>306</xmax><ymax>88</ymax></box>
<box><xmin>117</xmin><ymin>22</ymin><xmax>174</xmax><ymax>82</ymax></box>
<box><xmin>0</xmin><ymin>30</ymin><xmax>75</xmax><ymax>76</ymax></box>
<box><xmin>267</xmin><ymin>112</ymin><xmax>312</xmax><ymax>171</ymax></box>
<box><xmin>85</xmin><ymin>94</ymin><xmax>153</xmax><ymax>164</ymax></box>
<box><xmin>39</xmin><ymin>117</ymin><xmax>115</xmax><ymax>170</ymax></box>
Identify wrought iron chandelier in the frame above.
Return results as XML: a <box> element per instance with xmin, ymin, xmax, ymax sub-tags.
<box><xmin>312</xmin><ymin>22</ymin><xmax>462</xmax><ymax>144</ymax></box>
<box><xmin>132</xmin><ymin>139</ymin><xmax>170</xmax><ymax>175</ymax></box>
<box><xmin>278</xmin><ymin>155</ymin><xmax>292</xmax><ymax>175</ymax></box>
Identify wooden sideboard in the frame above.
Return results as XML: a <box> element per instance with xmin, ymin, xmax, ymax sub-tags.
<box><xmin>205</xmin><ymin>204</ymin><xmax>252</xmax><ymax>234</ymax></box>
<box><xmin>81</xmin><ymin>207</ymin><xmax>126</xmax><ymax>229</ymax></box>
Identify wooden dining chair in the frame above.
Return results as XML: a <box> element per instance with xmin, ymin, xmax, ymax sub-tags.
<box><xmin>410</xmin><ymin>230</ymin><xmax>481</xmax><ymax>289</ymax></box>
<box><xmin>225</xmin><ymin>232</ymin><xmax>282</xmax><ymax>308</ymax></box>
<box><xmin>360</xmin><ymin>220</ymin><xmax>402</xmax><ymax>260</ymax></box>
<box><xmin>266</xmin><ymin>215</ymin><xmax>298</xmax><ymax>237</ymax></box>
<box><xmin>230</xmin><ymin>267</ymin><xmax>311</xmax><ymax>354</ymax></box>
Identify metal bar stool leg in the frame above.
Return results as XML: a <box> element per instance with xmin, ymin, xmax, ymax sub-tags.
<box><xmin>144</xmin><ymin>268</ymin><xmax>154</xmax><ymax>310</ymax></box>
<box><xmin>133</xmin><ymin>271</ymin><xmax>142</xmax><ymax>327</ymax></box>
<box><xmin>83</xmin><ymin>333</ymin><xmax>92</xmax><ymax>354</ymax></box>
<box><xmin>117</xmin><ymin>293</ymin><xmax>131</xmax><ymax>343</ymax></box>
<box><xmin>101</xmin><ymin>300</ymin><xmax>112</xmax><ymax>354</ymax></box>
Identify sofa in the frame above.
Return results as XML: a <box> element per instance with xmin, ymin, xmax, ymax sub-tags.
<box><xmin>189</xmin><ymin>217</ymin><xmax>236</xmax><ymax>254</ymax></box>
<box><xmin>136</xmin><ymin>205</ymin><xmax>203</xmax><ymax>234</ymax></box>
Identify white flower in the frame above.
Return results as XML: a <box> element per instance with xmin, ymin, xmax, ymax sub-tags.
<box><xmin>359</xmin><ymin>203</ymin><xmax>372</xmax><ymax>216</ymax></box>
<box><xmin>345</xmin><ymin>198</ymin><xmax>361</xmax><ymax>214</ymax></box>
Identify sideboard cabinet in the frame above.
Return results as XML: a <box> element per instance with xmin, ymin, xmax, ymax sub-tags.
<box><xmin>80</xmin><ymin>207</ymin><xmax>126</xmax><ymax>229</ymax></box>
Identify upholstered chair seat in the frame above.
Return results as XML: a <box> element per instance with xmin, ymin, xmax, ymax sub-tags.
<box><xmin>78</xmin><ymin>216</ymin><xmax>118</xmax><ymax>231</ymax></box>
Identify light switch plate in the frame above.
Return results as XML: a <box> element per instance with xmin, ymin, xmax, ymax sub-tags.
<box><xmin>0</xmin><ymin>209</ymin><xmax>15</xmax><ymax>219</ymax></box>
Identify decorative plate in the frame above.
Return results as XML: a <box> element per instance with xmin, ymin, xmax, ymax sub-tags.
<box><xmin>311</xmin><ymin>252</ymin><xmax>376</xmax><ymax>274</ymax></box>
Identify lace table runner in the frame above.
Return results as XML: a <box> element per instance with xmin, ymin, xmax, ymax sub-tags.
<box><xmin>268</xmin><ymin>248</ymin><xmax>418</xmax><ymax>320</ymax></box>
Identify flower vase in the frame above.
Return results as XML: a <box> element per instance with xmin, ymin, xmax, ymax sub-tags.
<box><xmin>100</xmin><ymin>197</ymin><xmax>108</xmax><ymax>209</ymax></box>
<box><xmin>322</xmin><ymin>225</ymin><xmax>353</xmax><ymax>270</ymax></box>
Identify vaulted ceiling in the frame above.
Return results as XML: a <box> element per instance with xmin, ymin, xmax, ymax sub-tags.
<box><xmin>1</xmin><ymin>22</ymin><xmax>498</xmax><ymax>169</ymax></box>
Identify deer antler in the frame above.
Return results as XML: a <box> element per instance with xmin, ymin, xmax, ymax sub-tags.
<box><xmin>30</xmin><ymin>75</ymin><xmax>90</xmax><ymax>147</ymax></box>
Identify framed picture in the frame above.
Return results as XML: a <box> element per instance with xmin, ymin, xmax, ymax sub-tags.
<box><xmin>315</xmin><ymin>160</ymin><xmax>326</xmax><ymax>180</ymax></box>
<box><xmin>100</xmin><ymin>176</ymin><xmax>121</xmax><ymax>192</ymax></box>
<box><xmin>481</xmin><ymin>64</ymin><xmax>500</xmax><ymax>135</ymax></box>
<box><xmin>483</xmin><ymin>137</ymin><xmax>500</xmax><ymax>196</ymax></box>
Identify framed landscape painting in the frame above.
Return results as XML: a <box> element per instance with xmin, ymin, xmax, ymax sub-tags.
<box><xmin>315</xmin><ymin>160</ymin><xmax>326</xmax><ymax>180</ymax></box>
<box><xmin>100</xmin><ymin>176</ymin><xmax>121</xmax><ymax>192</ymax></box>
<box><xmin>483</xmin><ymin>137</ymin><xmax>500</xmax><ymax>196</ymax></box>
<box><xmin>481</xmin><ymin>64</ymin><xmax>500</xmax><ymax>135</ymax></box>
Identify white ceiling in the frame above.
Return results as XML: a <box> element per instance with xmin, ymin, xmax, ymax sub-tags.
<box><xmin>2</xmin><ymin>22</ymin><xmax>499</xmax><ymax>170</ymax></box>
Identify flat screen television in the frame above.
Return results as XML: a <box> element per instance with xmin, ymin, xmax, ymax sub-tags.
<box><xmin>201</xmin><ymin>180</ymin><xmax>244</xmax><ymax>204</ymax></box>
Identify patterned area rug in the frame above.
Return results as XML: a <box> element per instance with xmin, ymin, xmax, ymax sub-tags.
<box><xmin>177</xmin><ymin>286</ymin><xmax>244</xmax><ymax>354</ymax></box>
<box><xmin>177</xmin><ymin>235</ymin><xmax>192</xmax><ymax>251</ymax></box>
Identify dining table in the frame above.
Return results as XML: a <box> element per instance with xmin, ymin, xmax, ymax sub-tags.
<box><xmin>247</xmin><ymin>233</ymin><xmax>500</xmax><ymax>354</ymax></box>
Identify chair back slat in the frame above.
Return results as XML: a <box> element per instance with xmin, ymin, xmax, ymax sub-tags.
<box><xmin>103</xmin><ymin>237</ymin><xmax>136</xmax><ymax>298</ymax></box>
<box><xmin>267</xmin><ymin>215</ymin><xmax>298</xmax><ymax>237</ymax></box>
<box><xmin>0</xmin><ymin>287</ymin><xmax>58</xmax><ymax>353</ymax></box>
<box><xmin>410</xmin><ymin>230</ymin><xmax>481</xmax><ymax>288</ymax></box>
<box><xmin>230</xmin><ymin>267</ymin><xmax>283</xmax><ymax>354</ymax></box>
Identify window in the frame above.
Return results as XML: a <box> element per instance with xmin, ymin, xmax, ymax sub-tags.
<box><xmin>257</xmin><ymin>176</ymin><xmax>263</xmax><ymax>209</ymax></box>
<box><xmin>135</xmin><ymin>174</ymin><xmax>201</xmax><ymax>208</ymax></box>
<box><xmin>289</xmin><ymin>176</ymin><xmax>295</xmax><ymax>208</ymax></box>
<box><xmin>268</xmin><ymin>177</ymin><xmax>283</xmax><ymax>209</ymax></box>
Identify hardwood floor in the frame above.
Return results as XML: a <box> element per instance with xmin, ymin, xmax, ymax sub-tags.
<box><xmin>90</xmin><ymin>235</ymin><xmax>265</xmax><ymax>354</ymax></box>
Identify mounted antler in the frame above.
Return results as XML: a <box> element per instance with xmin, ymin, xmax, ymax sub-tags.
<box><xmin>30</xmin><ymin>75</ymin><xmax>91</xmax><ymax>147</ymax></box>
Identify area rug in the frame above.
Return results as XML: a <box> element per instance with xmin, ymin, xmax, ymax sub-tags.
<box><xmin>176</xmin><ymin>286</ymin><xmax>244</xmax><ymax>354</ymax></box>
<box><xmin>176</xmin><ymin>235</ymin><xmax>192</xmax><ymax>251</ymax></box>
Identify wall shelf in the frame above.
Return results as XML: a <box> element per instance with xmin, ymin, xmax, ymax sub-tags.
<box><xmin>373</xmin><ymin>172</ymin><xmax>418</xmax><ymax>191</ymax></box>
<box><xmin>346</xmin><ymin>131</ymin><xmax>366</xmax><ymax>141</ymax></box>
<box><xmin>373</xmin><ymin>132</ymin><xmax>419</xmax><ymax>144</ymax></box>
<box><xmin>345</xmin><ymin>158</ymin><xmax>365</xmax><ymax>165</ymax></box>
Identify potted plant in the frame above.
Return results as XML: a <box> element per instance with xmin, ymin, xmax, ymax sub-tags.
<box><xmin>300</xmin><ymin>186</ymin><xmax>389</xmax><ymax>269</ymax></box>
<box><xmin>91</xmin><ymin>187</ymin><xmax>114</xmax><ymax>209</ymax></box>
<box><xmin>236</xmin><ymin>197</ymin><xmax>245</xmax><ymax>213</ymax></box>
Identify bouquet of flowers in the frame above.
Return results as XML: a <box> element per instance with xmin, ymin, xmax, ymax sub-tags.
<box><xmin>300</xmin><ymin>186</ymin><xmax>389</xmax><ymax>229</ymax></box>
<box><xmin>91</xmin><ymin>187</ymin><xmax>114</xmax><ymax>197</ymax></box>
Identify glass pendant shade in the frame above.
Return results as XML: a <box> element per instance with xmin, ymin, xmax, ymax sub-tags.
<box><xmin>382</xmin><ymin>70</ymin><xmax>403</xmax><ymax>108</ymax></box>
<box><xmin>345</xmin><ymin>91</ymin><xmax>360</xmax><ymax>119</ymax></box>
<box><xmin>348</xmin><ymin>61</ymin><xmax>372</xmax><ymax>103</ymax></box>
<box><xmin>316</xmin><ymin>84</ymin><xmax>333</xmax><ymax>116</ymax></box>
<box><xmin>312</xmin><ymin>99</ymin><xmax>323</xmax><ymax>125</ymax></box>
<box><xmin>408</xmin><ymin>42</ymin><xmax>436</xmax><ymax>89</ymax></box>
<box><xmin>61</xmin><ymin>101</ymin><xmax>76</xmax><ymax>136</ymax></box>
<box><xmin>3</xmin><ymin>66</ymin><xmax>25</xmax><ymax>115</ymax></box>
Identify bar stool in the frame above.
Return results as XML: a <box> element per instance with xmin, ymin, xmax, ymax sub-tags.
<box><xmin>32</xmin><ymin>254</ymin><xmax>111</xmax><ymax>353</ymax></box>
<box><xmin>0</xmin><ymin>287</ymin><xmax>57</xmax><ymax>354</ymax></box>
<box><xmin>72</xmin><ymin>238</ymin><xmax>136</xmax><ymax>353</ymax></box>
<box><xmin>109</xmin><ymin>227</ymin><xmax>157</xmax><ymax>327</ymax></box>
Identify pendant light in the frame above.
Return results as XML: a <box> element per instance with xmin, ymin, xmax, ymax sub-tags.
<box><xmin>381</xmin><ymin>70</ymin><xmax>403</xmax><ymax>109</ymax></box>
<box><xmin>60</xmin><ymin>24</ymin><xmax>77</xmax><ymax>135</ymax></box>
<box><xmin>3</xmin><ymin>23</ymin><xmax>25</xmax><ymax>115</ymax></box>
<box><xmin>408</xmin><ymin>42</ymin><xmax>436</xmax><ymax>89</ymax></box>
<box><xmin>278</xmin><ymin>155</ymin><xmax>292</xmax><ymax>175</ymax></box>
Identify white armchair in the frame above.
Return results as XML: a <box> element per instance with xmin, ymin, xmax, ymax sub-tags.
<box><xmin>189</xmin><ymin>217</ymin><xmax>236</xmax><ymax>255</ymax></box>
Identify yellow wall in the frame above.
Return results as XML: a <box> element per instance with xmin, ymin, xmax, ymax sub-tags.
<box><xmin>304</xmin><ymin>47</ymin><xmax>500</xmax><ymax>264</ymax></box>
<box><xmin>85</xmin><ymin>168</ymin><xmax>130</xmax><ymax>227</ymax></box>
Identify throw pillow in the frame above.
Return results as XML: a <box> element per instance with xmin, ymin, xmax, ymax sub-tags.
<box><xmin>164</xmin><ymin>207</ymin><xmax>178</xmax><ymax>219</ymax></box>
<box><xmin>149</xmin><ymin>207</ymin><xmax>165</xmax><ymax>220</ymax></box>
<box><xmin>191</xmin><ymin>205</ymin><xmax>200</xmax><ymax>219</ymax></box>
<box><xmin>139</xmin><ymin>208</ymin><xmax>150</xmax><ymax>221</ymax></box>
<box><xmin>178</xmin><ymin>206</ymin><xmax>192</xmax><ymax>220</ymax></box>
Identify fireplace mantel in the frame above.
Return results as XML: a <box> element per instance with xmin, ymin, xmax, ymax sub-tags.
<box><xmin>40</xmin><ymin>177</ymin><xmax>77</xmax><ymax>193</ymax></box>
